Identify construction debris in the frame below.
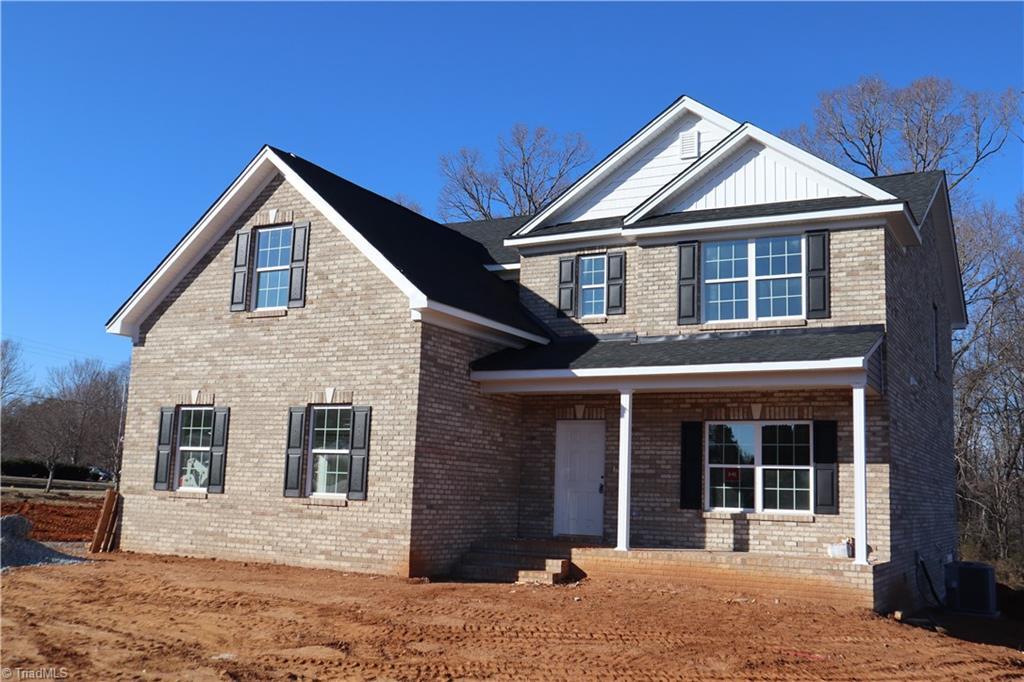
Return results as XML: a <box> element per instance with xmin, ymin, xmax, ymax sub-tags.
<box><xmin>1</xmin><ymin>514</ymin><xmax>85</xmax><ymax>570</ymax></box>
<box><xmin>90</xmin><ymin>488</ymin><xmax>119</xmax><ymax>553</ymax></box>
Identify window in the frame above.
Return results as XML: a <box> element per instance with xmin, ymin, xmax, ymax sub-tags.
<box><xmin>703</xmin><ymin>236</ymin><xmax>804</xmax><ymax>322</ymax></box>
<box><xmin>706</xmin><ymin>421</ymin><xmax>813</xmax><ymax>513</ymax></box>
<box><xmin>579</xmin><ymin>255</ymin><xmax>607</xmax><ymax>317</ymax></box>
<box><xmin>177</xmin><ymin>407</ymin><xmax>213</xmax><ymax>490</ymax></box>
<box><xmin>310</xmin><ymin>406</ymin><xmax>353</xmax><ymax>495</ymax></box>
<box><xmin>253</xmin><ymin>226</ymin><xmax>293</xmax><ymax>309</ymax></box>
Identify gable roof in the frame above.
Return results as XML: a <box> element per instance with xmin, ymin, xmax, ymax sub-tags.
<box><xmin>107</xmin><ymin>146</ymin><xmax>547</xmax><ymax>345</ymax></box>
<box><xmin>445</xmin><ymin>215</ymin><xmax>529</xmax><ymax>265</ymax></box>
<box><xmin>864</xmin><ymin>171</ymin><xmax>944</xmax><ymax>225</ymax></box>
<box><xmin>513</xmin><ymin>96</ymin><xmax>739</xmax><ymax>237</ymax></box>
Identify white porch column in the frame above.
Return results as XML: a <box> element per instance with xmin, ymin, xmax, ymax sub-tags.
<box><xmin>616</xmin><ymin>389</ymin><xmax>633</xmax><ymax>552</ymax></box>
<box><xmin>852</xmin><ymin>383</ymin><xmax>869</xmax><ymax>565</ymax></box>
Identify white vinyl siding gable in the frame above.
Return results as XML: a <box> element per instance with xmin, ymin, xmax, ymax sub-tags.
<box><xmin>662</xmin><ymin>141</ymin><xmax>859</xmax><ymax>214</ymax></box>
<box><xmin>555</xmin><ymin>115</ymin><xmax>730</xmax><ymax>223</ymax></box>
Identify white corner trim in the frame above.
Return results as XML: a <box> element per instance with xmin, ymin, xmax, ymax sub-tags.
<box><xmin>413</xmin><ymin>300</ymin><xmax>549</xmax><ymax>346</ymax></box>
<box><xmin>513</xmin><ymin>96</ymin><xmax>739</xmax><ymax>237</ymax></box>
<box><xmin>624</xmin><ymin>124</ymin><xmax>898</xmax><ymax>226</ymax></box>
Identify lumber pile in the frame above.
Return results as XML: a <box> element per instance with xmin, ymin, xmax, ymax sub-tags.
<box><xmin>90</xmin><ymin>488</ymin><xmax>119</xmax><ymax>553</ymax></box>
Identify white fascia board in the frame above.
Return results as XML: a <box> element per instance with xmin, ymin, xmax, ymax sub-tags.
<box><xmin>471</xmin><ymin>356</ymin><xmax>866</xmax><ymax>383</ymax></box>
<box><xmin>476</xmin><ymin>368</ymin><xmax>868</xmax><ymax>395</ymax></box>
<box><xmin>483</xmin><ymin>263</ymin><xmax>521</xmax><ymax>272</ymax></box>
<box><xmin>412</xmin><ymin>300</ymin><xmax>549</xmax><ymax>346</ymax></box>
<box><xmin>624</xmin><ymin>125</ymin><xmax>898</xmax><ymax>226</ymax></box>
<box><xmin>623</xmin><ymin>204</ymin><xmax>909</xmax><ymax>239</ymax></box>
<box><xmin>513</xmin><ymin>97</ymin><xmax>739</xmax><ymax>237</ymax></box>
<box><xmin>504</xmin><ymin>227</ymin><xmax>627</xmax><ymax>249</ymax></box>
<box><xmin>105</xmin><ymin>148</ymin><xmax>279</xmax><ymax>338</ymax></box>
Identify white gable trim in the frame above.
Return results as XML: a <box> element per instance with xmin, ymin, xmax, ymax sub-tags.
<box><xmin>512</xmin><ymin>97</ymin><xmax>738</xmax><ymax>237</ymax></box>
<box><xmin>625</xmin><ymin>125</ymin><xmax>897</xmax><ymax>225</ymax></box>
<box><xmin>106</xmin><ymin>147</ymin><xmax>546</xmax><ymax>347</ymax></box>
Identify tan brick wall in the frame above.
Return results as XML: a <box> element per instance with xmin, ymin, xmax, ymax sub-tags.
<box><xmin>120</xmin><ymin>174</ymin><xmax>422</xmax><ymax>575</ymax></box>
<box><xmin>408</xmin><ymin>325</ymin><xmax>523</xmax><ymax>576</ymax></box>
<box><xmin>882</xmin><ymin>212</ymin><xmax>959</xmax><ymax>606</ymax></box>
<box><xmin>518</xmin><ymin>390</ymin><xmax>891</xmax><ymax>562</ymax></box>
<box><xmin>518</xmin><ymin>227</ymin><xmax>887</xmax><ymax>337</ymax></box>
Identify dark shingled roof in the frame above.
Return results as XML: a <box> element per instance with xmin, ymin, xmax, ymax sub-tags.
<box><xmin>864</xmin><ymin>171</ymin><xmax>944</xmax><ymax>225</ymax></box>
<box><xmin>270</xmin><ymin>148</ymin><xmax>546</xmax><ymax>338</ymax></box>
<box><xmin>471</xmin><ymin>325</ymin><xmax>883</xmax><ymax>372</ymax></box>
<box><xmin>509</xmin><ymin>171</ymin><xmax>945</xmax><ymax>240</ymax></box>
<box><xmin>445</xmin><ymin>215</ymin><xmax>529</xmax><ymax>265</ymax></box>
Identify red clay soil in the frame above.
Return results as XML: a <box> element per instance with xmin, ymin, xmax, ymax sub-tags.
<box><xmin>2</xmin><ymin>552</ymin><xmax>1023</xmax><ymax>680</ymax></box>
<box><xmin>0</xmin><ymin>498</ymin><xmax>102</xmax><ymax>541</ymax></box>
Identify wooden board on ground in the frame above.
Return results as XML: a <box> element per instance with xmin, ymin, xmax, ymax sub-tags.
<box><xmin>90</xmin><ymin>489</ymin><xmax>118</xmax><ymax>553</ymax></box>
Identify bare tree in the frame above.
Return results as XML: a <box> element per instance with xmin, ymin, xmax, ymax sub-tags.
<box><xmin>784</xmin><ymin>76</ymin><xmax>1020</xmax><ymax>190</ymax></box>
<box><xmin>390</xmin><ymin>193</ymin><xmax>424</xmax><ymax>215</ymax></box>
<box><xmin>438</xmin><ymin>124</ymin><xmax>592</xmax><ymax>221</ymax></box>
<box><xmin>1</xmin><ymin>339</ymin><xmax>30</xmax><ymax>405</ymax></box>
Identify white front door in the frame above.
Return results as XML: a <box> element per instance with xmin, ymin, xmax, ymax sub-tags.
<box><xmin>554</xmin><ymin>420</ymin><xmax>606</xmax><ymax>537</ymax></box>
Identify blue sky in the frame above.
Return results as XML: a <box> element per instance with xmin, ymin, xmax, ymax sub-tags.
<box><xmin>3</xmin><ymin>2</ymin><xmax>1022</xmax><ymax>382</ymax></box>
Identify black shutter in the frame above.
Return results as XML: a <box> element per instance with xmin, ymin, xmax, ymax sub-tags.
<box><xmin>557</xmin><ymin>257</ymin><xmax>576</xmax><ymax>316</ymax></box>
<box><xmin>813</xmin><ymin>420</ymin><xmax>838</xmax><ymax>514</ymax></box>
<box><xmin>607</xmin><ymin>252</ymin><xmax>626</xmax><ymax>315</ymax></box>
<box><xmin>288</xmin><ymin>222</ymin><xmax>310</xmax><ymax>308</ymax></box>
<box><xmin>678</xmin><ymin>242</ymin><xmax>700</xmax><ymax>325</ymax></box>
<box><xmin>806</xmin><ymin>230</ymin><xmax>830</xmax><ymax>319</ymax></box>
<box><xmin>207</xmin><ymin>407</ymin><xmax>230</xmax><ymax>494</ymax></box>
<box><xmin>680</xmin><ymin>421</ymin><xmax>703</xmax><ymax>509</ymax></box>
<box><xmin>283</xmin><ymin>407</ymin><xmax>307</xmax><ymax>497</ymax></box>
<box><xmin>347</xmin><ymin>406</ymin><xmax>372</xmax><ymax>501</ymax></box>
<box><xmin>230</xmin><ymin>232</ymin><xmax>250</xmax><ymax>312</ymax></box>
<box><xmin>154</xmin><ymin>407</ymin><xmax>176</xmax><ymax>490</ymax></box>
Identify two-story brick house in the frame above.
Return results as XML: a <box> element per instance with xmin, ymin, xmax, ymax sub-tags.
<box><xmin>107</xmin><ymin>97</ymin><xmax>965</xmax><ymax>610</ymax></box>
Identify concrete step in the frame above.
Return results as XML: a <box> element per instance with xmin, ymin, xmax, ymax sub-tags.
<box><xmin>454</xmin><ymin>562</ymin><xmax>563</xmax><ymax>585</ymax></box>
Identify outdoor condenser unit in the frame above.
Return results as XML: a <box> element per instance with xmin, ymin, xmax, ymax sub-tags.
<box><xmin>944</xmin><ymin>561</ymin><xmax>998</xmax><ymax>616</ymax></box>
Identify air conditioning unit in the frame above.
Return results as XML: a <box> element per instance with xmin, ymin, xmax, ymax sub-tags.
<box><xmin>944</xmin><ymin>561</ymin><xmax>998</xmax><ymax>616</ymax></box>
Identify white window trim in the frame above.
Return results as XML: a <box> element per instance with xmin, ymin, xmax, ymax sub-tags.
<box><xmin>175</xmin><ymin>406</ymin><xmax>214</xmax><ymax>492</ymax></box>
<box><xmin>306</xmin><ymin>405</ymin><xmax>353</xmax><ymax>498</ymax></box>
<box><xmin>579</xmin><ymin>253</ymin><xmax>608</xmax><ymax>318</ymax></box>
<box><xmin>702</xmin><ymin>236</ymin><xmax>807</xmax><ymax>324</ymax></box>
<box><xmin>251</xmin><ymin>225</ymin><xmax>293</xmax><ymax>311</ymax></box>
<box><xmin>704</xmin><ymin>420</ymin><xmax>814</xmax><ymax>514</ymax></box>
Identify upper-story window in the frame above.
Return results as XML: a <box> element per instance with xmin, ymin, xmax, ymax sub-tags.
<box><xmin>254</xmin><ymin>226</ymin><xmax>293</xmax><ymax>309</ymax></box>
<box><xmin>703</xmin><ymin>236</ymin><xmax>804</xmax><ymax>322</ymax></box>
<box><xmin>579</xmin><ymin>255</ymin><xmax>607</xmax><ymax>317</ymax></box>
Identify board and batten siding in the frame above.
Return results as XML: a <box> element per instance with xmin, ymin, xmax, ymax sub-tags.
<box><xmin>661</xmin><ymin>141</ymin><xmax>858</xmax><ymax>214</ymax></box>
<box><xmin>556</xmin><ymin>114</ymin><xmax>732</xmax><ymax>223</ymax></box>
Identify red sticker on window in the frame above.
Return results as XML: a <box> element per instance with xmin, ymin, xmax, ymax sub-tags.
<box><xmin>724</xmin><ymin>468</ymin><xmax>740</xmax><ymax>483</ymax></box>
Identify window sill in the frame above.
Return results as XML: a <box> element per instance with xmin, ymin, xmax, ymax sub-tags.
<box><xmin>698</xmin><ymin>318</ymin><xmax>807</xmax><ymax>332</ymax></box>
<box><xmin>246</xmin><ymin>308</ymin><xmax>288</xmax><ymax>319</ymax></box>
<box><xmin>578</xmin><ymin>315</ymin><xmax>608</xmax><ymax>325</ymax></box>
<box><xmin>703</xmin><ymin>511</ymin><xmax>814</xmax><ymax>523</ymax></box>
<box><xmin>302</xmin><ymin>496</ymin><xmax>348</xmax><ymax>508</ymax></box>
<box><xmin>169</xmin><ymin>490</ymin><xmax>208</xmax><ymax>500</ymax></box>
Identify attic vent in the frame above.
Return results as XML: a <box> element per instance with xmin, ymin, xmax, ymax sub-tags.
<box><xmin>679</xmin><ymin>130</ymin><xmax>701</xmax><ymax>160</ymax></box>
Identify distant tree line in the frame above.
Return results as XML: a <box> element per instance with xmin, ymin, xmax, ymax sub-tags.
<box><xmin>2</xmin><ymin>340</ymin><xmax>129</xmax><ymax>490</ymax></box>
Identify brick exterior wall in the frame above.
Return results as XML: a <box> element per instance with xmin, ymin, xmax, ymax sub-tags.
<box><xmin>120</xmin><ymin>174</ymin><xmax>423</xmax><ymax>575</ymax></box>
<box><xmin>518</xmin><ymin>227</ymin><xmax>887</xmax><ymax>338</ymax></box>
<box><xmin>879</xmin><ymin>214</ymin><xmax>959</xmax><ymax>607</ymax></box>
<box><xmin>408</xmin><ymin>324</ymin><xmax>523</xmax><ymax>576</ymax></box>
<box><xmin>518</xmin><ymin>391</ymin><xmax>891</xmax><ymax>562</ymax></box>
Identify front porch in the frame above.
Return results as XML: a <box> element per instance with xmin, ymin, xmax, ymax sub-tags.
<box><xmin>470</xmin><ymin>327</ymin><xmax>890</xmax><ymax>575</ymax></box>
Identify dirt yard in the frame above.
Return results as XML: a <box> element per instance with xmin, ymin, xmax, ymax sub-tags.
<box><xmin>0</xmin><ymin>489</ymin><xmax>103</xmax><ymax>541</ymax></box>
<box><xmin>2</xmin><ymin>552</ymin><xmax>1023</xmax><ymax>680</ymax></box>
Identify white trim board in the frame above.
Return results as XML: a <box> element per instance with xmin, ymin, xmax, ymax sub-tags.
<box><xmin>106</xmin><ymin>146</ymin><xmax>546</xmax><ymax>348</ymax></box>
